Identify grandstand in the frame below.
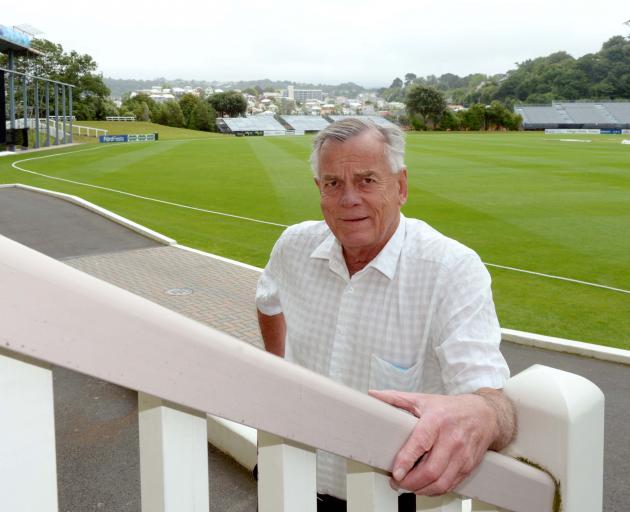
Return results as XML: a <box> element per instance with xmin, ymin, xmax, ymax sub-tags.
<box><xmin>216</xmin><ymin>115</ymin><xmax>286</xmax><ymax>136</ymax></box>
<box><xmin>516</xmin><ymin>101</ymin><xmax>630</xmax><ymax>130</ymax></box>
<box><xmin>327</xmin><ymin>115</ymin><xmax>397</xmax><ymax>128</ymax></box>
<box><xmin>217</xmin><ymin>114</ymin><xmax>397</xmax><ymax>136</ymax></box>
<box><xmin>280</xmin><ymin>115</ymin><xmax>330</xmax><ymax>134</ymax></box>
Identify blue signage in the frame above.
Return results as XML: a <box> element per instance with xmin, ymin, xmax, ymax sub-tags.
<box><xmin>600</xmin><ymin>129</ymin><xmax>622</xmax><ymax>135</ymax></box>
<box><xmin>99</xmin><ymin>134</ymin><xmax>129</xmax><ymax>143</ymax></box>
<box><xmin>128</xmin><ymin>133</ymin><xmax>156</xmax><ymax>142</ymax></box>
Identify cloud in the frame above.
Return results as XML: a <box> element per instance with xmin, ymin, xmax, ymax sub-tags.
<box><xmin>4</xmin><ymin>0</ymin><xmax>629</xmax><ymax>87</ymax></box>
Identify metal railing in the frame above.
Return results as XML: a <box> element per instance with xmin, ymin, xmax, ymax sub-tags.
<box><xmin>0</xmin><ymin>66</ymin><xmax>74</xmax><ymax>149</ymax></box>
<box><xmin>0</xmin><ymin>233</ymin><xmax>604</xmax><ymax>512</ymax></box>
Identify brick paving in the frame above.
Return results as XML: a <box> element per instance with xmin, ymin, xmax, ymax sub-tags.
<box><xmin>64</xmin><ymin>246</ymin><xmax>264</xmax><ymax>349</ymax></box>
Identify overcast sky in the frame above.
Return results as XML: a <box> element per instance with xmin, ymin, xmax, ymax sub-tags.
<box><xmin>5</xmin><ymin>1</ymin><xmax>630</xmax><ymax>87</ymax></box>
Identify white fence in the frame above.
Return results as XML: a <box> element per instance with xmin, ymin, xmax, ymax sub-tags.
<box><xmin>7</xmin><ymin>118</ymin><xmax>107</xmax><ymax>138</ymax></box>
<box><xmin>0</xmin><ymin>234</ymin><xmax>604</xmax><ymax>512</ymax></box>
<box><xmin>545</xmin><ymin>128</ymin><xmax>630</xmax><ymax>135</ymax></box>
<box><xmin>106</xmin><ymin>116</ymin><xmax>136</xmax><ymax>121</ymax></box>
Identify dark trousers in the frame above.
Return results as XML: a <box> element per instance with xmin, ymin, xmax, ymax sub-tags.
<box><xmin>317</xmin><ymin>492</ymin><xmax>416</xmax><ymax>512</ymax></box>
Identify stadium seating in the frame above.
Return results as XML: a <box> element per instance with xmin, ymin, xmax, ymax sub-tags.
<box><xmin>517</xmin><ymin>102</ymin><xmax>630</xmax><ymax>129</ymax></box>
<box><xmin>218</xmin><ymin>115</ymin><xmax>286</xmax><ymax>135</ymax></box>
<box><xmin>602</xmin><ymin>103</ymin><xmax>630</xmax><ymax>123</ymax></box>
<box><xmin>218</xmin><ymin>114</ymin><xmax>397</xmax><ymax>135</ymax></box>
<box><xmin>327</xmin><ymin>115</ymin><xmax>397</xmax><ymax>128</ymax></box>
<box><xmin>280</xmin><ymin>115</ymin><xmax>330</xmax><ymax>132</ymax></box>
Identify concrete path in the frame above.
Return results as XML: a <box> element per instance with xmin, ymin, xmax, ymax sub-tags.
<box><xmin>1</xmin><ymin>186</ymin><xmax>627</xmax><ymax>511</ymax></box>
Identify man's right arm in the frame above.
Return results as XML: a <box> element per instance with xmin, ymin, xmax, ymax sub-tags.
<box><xmin>257</xmin><ymin>310</ymin><xmax>286</xmax><ymax>357</ymax></box>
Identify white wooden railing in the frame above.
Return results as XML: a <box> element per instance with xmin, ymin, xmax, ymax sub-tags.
<box><xmin>0</xmin><ymin>234</ymin><xmax>604</xmax><ymax>512</ymax></box>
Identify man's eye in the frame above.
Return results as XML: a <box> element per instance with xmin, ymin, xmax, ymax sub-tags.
<box><xmin>325</xmin><ymin>180</ymin><xmax>338</xmax><ymax>188</ymax></box>
<box><xmin>363</xmin><ymin>177</ymin><xmax>375</xmax><ymax>184</ymax></box>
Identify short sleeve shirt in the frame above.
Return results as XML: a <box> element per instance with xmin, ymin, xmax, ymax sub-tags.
<box><xmin>255</xmin><ymin>214</ymin><xmax>509</xmax><ymax>499</ymax></box>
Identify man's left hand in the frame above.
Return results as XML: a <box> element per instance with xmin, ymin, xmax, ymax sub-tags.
<box><xmin>368</xmin><ymin>388</ymin><xmax>515</xmax><ymax>496</ymax></box>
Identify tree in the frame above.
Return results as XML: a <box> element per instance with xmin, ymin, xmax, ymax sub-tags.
<box><xmin>179</xmin><ymin>93</ymin><xmax>200</xmax><ymax>128</ymax></box>
<box><xmin>459</xmin><ymin>104</ymin><xmax>486</xmax><ymax>130</ymax></box>
<box><xmin>208</xmin><ymin>91</ymin><xmax>247</xmax><ymax>117</ymax></box>
<box><xmin>438</xmin><ymin>109</ymin><xmax>461</xmax><ymax>131</ymax></box>
<box><xmin>390</xmin><ymin>77</ymin><xmax>403</xmax><ymax>89</ymax></box>
<box><xmin>183</xmin><ymin>95</ymin><xmax>216</xmax><ymax>131</ymax></box>
<box><xmin>404</xmin><ymin>73</ymin><xmax>417</xmax><ymax>87</ymax></box>
<box><xmin>121</xmin><ymin>93</ymin><xmax>157</xmax><ymax>121</ymax></box>
<box><xmin>189</xmin><ymin>101</ymin><xmax>216</xmax><ymax>131</ymax></box>
<box><xmin>405</xmin><ymin>85</ymin><xmax>447</xmax><ymax>129</ymax></box>
<box><xmin>157</xmin><ymin>100</ymin><xmax>185</xmax><ymax>128</ymax></box>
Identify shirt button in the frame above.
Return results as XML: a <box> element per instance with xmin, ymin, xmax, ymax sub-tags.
<box><xmin>347</xmin><ymin>286</ymin><xmax>354</xmax><ymax>293</ymax></box>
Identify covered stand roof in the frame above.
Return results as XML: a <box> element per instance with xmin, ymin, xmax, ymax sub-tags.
<box><xmin>0</xmin><ymin>25</ymin><xmax>42</xmax><ymax>57</ymax></box>
<box><xmin>281</xmin><ymin>115</ymin><xmax>330</xmax><ymax>131</ymax></box>
<box><xmin>328</xmin><ymin>115</ymin><xmax>397</xmax><ymax>128</ymax></box>
<box><xmin>220</xmin><ymin>116</ymin><xmax>286</xmax><ymax>133</ymax></box>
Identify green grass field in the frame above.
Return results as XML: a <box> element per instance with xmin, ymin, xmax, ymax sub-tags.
<box><xmin>1</xmin><ymin>123</ymin><xmax>628</xmax><ymax>349</ymax></box>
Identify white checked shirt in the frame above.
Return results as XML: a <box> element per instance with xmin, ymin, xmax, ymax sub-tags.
<box><xmin>255</xmin><ymin>214</ymin><xmax>509</xmax><ymax>499</ymax></box>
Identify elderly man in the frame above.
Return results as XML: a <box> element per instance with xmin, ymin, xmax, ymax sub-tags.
<box><xmin>255</xmin><ymin>118</ymin><xmax>515</xmax><ymax>511</ymax></box>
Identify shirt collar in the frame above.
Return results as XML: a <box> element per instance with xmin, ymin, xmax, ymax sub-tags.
<box><xmin>310</xmin><ymin>214</ymin><xmax>406</xmax><ymax>281</ymax></box>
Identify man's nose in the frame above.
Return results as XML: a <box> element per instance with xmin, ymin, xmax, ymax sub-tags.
<box><xmin>340</xmin><ymin>184</ymin><xmax>361</xmax><ymax>207</ymax></box>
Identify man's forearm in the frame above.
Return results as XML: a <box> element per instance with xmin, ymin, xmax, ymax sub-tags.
<box><xmin>473</xmin><ymin>388</ymin><xmax>517</xmax><ymax>451</ymax></box>
<box><xmin>257</xmin><ymin>310</ymin><xmax>286</xmax><ymax>357</ymax></box>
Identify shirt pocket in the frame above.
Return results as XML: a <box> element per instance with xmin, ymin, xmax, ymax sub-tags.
<box><xmin>368</xmin><ymin>354</ymin><xmax>424</xmax><ymax>392</ymax></box>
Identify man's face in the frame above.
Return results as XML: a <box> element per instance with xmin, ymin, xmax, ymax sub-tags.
<box><xmin>315</xmin><ymin>130</ymin><xmax>408</xmax><ymax>261</ymax></box>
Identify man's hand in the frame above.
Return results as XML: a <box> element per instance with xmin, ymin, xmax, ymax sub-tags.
<box><xmin>368</xmin><ymin>388</ymin><xmax>516</xmax><ymax>496</ymax></box>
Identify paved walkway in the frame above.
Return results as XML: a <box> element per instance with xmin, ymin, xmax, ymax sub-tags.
<box><xmin>1</xmin><ymin>186</ymin><xmax>628</xmax><ymax>511</ymax></box>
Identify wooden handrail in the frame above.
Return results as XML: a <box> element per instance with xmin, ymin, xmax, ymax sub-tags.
<box><xmin>0</xmin><ymin>234</ymin><xmax>556</xmax><ymax>511</ymax></box>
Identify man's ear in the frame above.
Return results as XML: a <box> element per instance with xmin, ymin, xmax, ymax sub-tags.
<box><xmin>398</xmin><ymin>168</ymin><xmax>408</xmax><ymax>205</ymax></box>
<box><xmin>314</xmin><ymin>176</ymin><xmax>320</xmax><ymax>189</ymax></box>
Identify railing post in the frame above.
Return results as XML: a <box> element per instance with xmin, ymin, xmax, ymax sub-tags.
<box><xmin>138</xmin><ymin>392</ymin><xmax>209</xmax><ymax>512</ymax></box>
<box><xmin>504</xmin><ymin>364</ymin><xmax>604</xmax><ymax>512</ymax></box>
<box><xmin>0</xmin><ymin>348</ymin><xmax>59</xmax><ymax>512</ymax></box>
<box><xmin>257</xmin><ymin>431</ymin><xmax>317</xmax><ymax>512</ymax></box>
<box><xmin>416</xmin><ymin>495</ymin><xmax>471</xmax><ymax>511</ymax></box>
<box><xmin>346</xmin><ymin>460</ymin><xmax>398</xmax><ymax>512</ymax></box>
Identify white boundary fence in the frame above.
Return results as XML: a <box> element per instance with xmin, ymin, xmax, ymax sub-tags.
<box><xmin>545</xmin><ymin>128</ymin><xmax>630</xmax><ymax>134</ymax></box>
<box><xmin>0</xmin><ymin>233</ymin><xmax>604</xmax><ymax>512</ymax></box>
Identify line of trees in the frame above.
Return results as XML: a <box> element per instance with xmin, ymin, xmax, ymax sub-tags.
<box><xmin>383</xmin><ymin>35</ymin><xmax>630</xmax><ymax>108</ymax></box>
<box><xmin>118</xmin><ymin>90</ymin><xmax>247</xmax><ymax>131</ymax></box>
<box><xmin>404</xmin><ymin>85</ymin><xmax>521</xmax><ymax>131</ymax></box>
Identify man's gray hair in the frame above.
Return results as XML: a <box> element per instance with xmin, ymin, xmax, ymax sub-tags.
<box><xmin>310</xmin><ymin>118</ymin><xmax>406</xmax><ymax>176</ymax></box>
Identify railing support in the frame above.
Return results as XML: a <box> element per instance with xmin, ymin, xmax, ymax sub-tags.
<box><xmin>504</xmin><ymin>364</ymin><xmax>605</xmax><ymax>512</ymax></box>
<box><xmin>0</xmin><ymin>347</ymin><xmax>58</xmax><ymax>512</ymax></box>
<box><xmin>138</xmin><ymin>392</ymin><xmax>209</xmax><ymax>512</ymax></box>
<box><xmin>346</xmin><ymin>460</ymin><xmax>398</xmax><ymax>512</ymax></box>
<box><xmin>416</xmin><ymin>495</ymin><xmax>471</xmax><ymax>511</ymax></box>
<box><xmin>258</xmin><ymin>431</ymin><xmax>317</xmax><ymax>512</ymax></box>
